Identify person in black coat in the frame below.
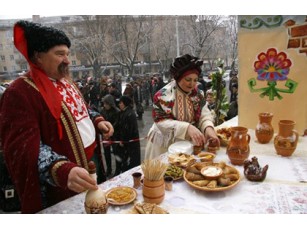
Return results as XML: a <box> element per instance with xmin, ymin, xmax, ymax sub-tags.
<box><xmin>115</xmin><ymin>96</ymin><xmax>141</xmax><ymax>175</ymax></box>
<box><xmin>100</xmin><ymin>94</ymin><xmax>121</xmax><ymax>177</ymax></box>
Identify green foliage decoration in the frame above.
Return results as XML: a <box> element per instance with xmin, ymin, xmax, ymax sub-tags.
<box><xmin>210</xmin><ymin>58</ymin><xmax>229</xmax><ymax>126</ymax></box>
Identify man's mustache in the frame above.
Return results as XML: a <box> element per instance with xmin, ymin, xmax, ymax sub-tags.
<box><xmin>58</xmin><ymin>63</ymin><xmax>69</xmax><ymax>75</ymax></box>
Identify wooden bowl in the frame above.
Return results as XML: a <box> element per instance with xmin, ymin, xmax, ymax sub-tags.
<box><xmin>183</xmin><ymin>163</ymin><xmax>241</xmax><ymax>192</ymax></box>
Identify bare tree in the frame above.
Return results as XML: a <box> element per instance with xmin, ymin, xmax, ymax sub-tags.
<box><xmin>223</xmin><ymin>15</ymin><xmax>238</xmax><ymax>70</ymax></box>
<box><xmin>58</xmin><ymin>15</ymin><xmax>234</xmax><ymax>78</ymax></box>
<box><xmin>184</xmin><ymin>16</ymin><xmax>224</xmax><ymax>57</ymax></box>
<box><xmin>108</xmin><ymin>15</ymin><xmax>155</xmax><ymax>77</ymax></box>
<box><xmin>151</xmin><ymin>16</ymin><xmax>177</xmax><ymax>78</ymax></box>
<box><xmin>63</xmin><ymin>15</ymin><xmax>111</xmax><ymax>78</ymax></box>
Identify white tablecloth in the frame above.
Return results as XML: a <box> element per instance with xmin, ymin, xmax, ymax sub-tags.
<box><xmin>39</xmin><ymin>116</ymin><xmax>307</xmax><ymax>214</ymax></box>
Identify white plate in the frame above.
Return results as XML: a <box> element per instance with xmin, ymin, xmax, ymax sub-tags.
<box><xmin>168</xmin><ymin>141</ymin><xmax>193</xmax><ymax>155</ymax></box>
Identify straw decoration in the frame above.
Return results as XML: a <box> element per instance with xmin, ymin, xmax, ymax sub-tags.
<box><xmin>141</xmin><ymin>159</ymin><xmax>168</xmax><ymax>181</ymax></box>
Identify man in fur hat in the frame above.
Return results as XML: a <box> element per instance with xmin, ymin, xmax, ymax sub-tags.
<box><xmin>0</xmin><ymin>20</ymin><xmax>114</xmax><ymax>213</ymax></box>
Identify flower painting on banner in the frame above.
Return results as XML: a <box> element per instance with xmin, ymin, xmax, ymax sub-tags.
<box><xmin>238</xmin><ymin>15</ymin><xmax>307</xmax><ymax>134</ymax></box>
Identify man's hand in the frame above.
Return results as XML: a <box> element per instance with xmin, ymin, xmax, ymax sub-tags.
<box><xmin>67</xmin><ymin>167</ymin><xmax>98</xmax><ymax>193</ymax></box>
<box><xmin>97</xmin><ymin>120</ymin><xmax>114</xmax><ymax>139</ymax></box>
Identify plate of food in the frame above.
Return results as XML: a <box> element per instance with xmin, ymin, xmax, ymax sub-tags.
<box><xmin>216</xmin><ymin>127</ymin><xmax>232</xmax><ymax>146</ymax></box>
<box><xmin>168</xmin><ymin>153</ymin><xmax>196</xmax><ymax>168</ymax></box>
<box><xmin>127</xmin><ymin>202</ymin><xmax>169</xmax><ymax>214</ymax></box>
<box><xmin>183</xmin><ymin>161</ymin><xmax>240</xmax><ymax>192</ymax></box>
<box><xmin>168</xmin><ymin>141</ymin><xmax>193</xmax><ymax>155</ymax></box>
<box><xmin>106</xmin><ymin>186</ymin><xmax>137</xmax><ymax>205</ymax></box>
<box><xmin>164</xmin><ymin>164</ymin><xmax>184</xmax><ymax>180</ymax></box>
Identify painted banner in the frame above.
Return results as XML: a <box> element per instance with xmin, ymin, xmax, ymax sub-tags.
<box><xmin>238</xmin><ymin>15</ymin><xmax>307</xmax><ymax>134</ymax></box>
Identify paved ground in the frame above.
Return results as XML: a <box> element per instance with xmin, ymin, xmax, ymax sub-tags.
<box><xmin>136</xmin><ymin>105</ymin><xmax>154</xmax><ymax>161</ymax></box>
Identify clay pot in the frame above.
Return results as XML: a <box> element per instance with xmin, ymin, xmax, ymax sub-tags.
<box><xmin>142</xmin><ymin>178</ymin><xmax>165</xmax><ymax>204</ymax></box>
<box><xmin>274</xmin><ymin>120</ymin><xmax>299</xmax><ymax>157</ymax></box>
<box><xmin>206</xmin><ymin>138</ymin><xmax>219</xmax><ymax>154</ymax></box>
<box><xmin>226</xmin><ymin>126</ymin><xmax>250</xmax><ymax>166</ymax></box>
<box><xmin>193</xmin><ymin>144</ymin><xmax>203</xmax><ymax>155</ymax></box>
<box><xmin>255</xmin><ymin>112</ymin><xmax>274</xmax><ymax>144</ymax></box>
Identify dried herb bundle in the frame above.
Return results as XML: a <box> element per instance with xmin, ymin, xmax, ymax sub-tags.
<box><xmin>141</xmin><ymin>159</ymin><xmax>168</xmax><ymax>181</ymax></box>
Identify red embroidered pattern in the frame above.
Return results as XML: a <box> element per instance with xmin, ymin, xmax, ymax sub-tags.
<box><xmin>54</xmin><ymin>79</ymin><xmax>88</xmax><ymax>122</ymax></box>
<box><xmin>177</xmin><ymin>94</ymin><xmax>184</xmax><ymax>121</ymax></box>
<box><xmin>187</xmin><ymin>97</ymin><xmax>194</xmax><ymax>121</ymax></box>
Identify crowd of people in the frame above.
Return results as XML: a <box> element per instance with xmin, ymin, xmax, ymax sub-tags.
<box><xmin>73</xmin><ymin>71</ymin><xmax>167</xmax><ymax>180</ymax></box>
<box><xmin>0</xmin><ymin>20</ymin><xmax>238</xmax><ymax>213</ymax></box>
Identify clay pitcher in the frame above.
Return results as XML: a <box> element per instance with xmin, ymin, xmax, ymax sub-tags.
<box><xmin>142</xmin><ymin>178</ymin><xmax>165</xmax><ymax>204</ymax></box>
<box><xmin>226</xmin><ymin>126</ymin><xmax>250</xmax><ymax>165</ymax></box>
<box><xmin>274</xmin><ymin>120</ymin><xmax>299</xmax><ymax>157</ymax></box>
<box><xmin>255</xmin><ymin>112</ymin><xmax>274</xmax><ymax>144</ymax></box>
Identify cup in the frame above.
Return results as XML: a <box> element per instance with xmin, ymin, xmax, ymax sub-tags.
<box><xmin>207</xmin><ymin>138</ymin><xmax>219</xmax><ymax>154</ymax></box>
<box><xmin>164</xmin><ymin>176</ymin><xmax>174</xmax><ymax>191</ymax></box>
<box><xmin>193</xmin><ymin>144</ymin><xmax>203</xmax><ymax>155</ymax></box>
<box><xmin>132</xmin><ymin>172</ymin><xmax>142</xmax><ymax>189</ymax></box>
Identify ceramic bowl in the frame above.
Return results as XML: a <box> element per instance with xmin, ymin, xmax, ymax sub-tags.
<box><xmin>200</xmin><ymin>166</ymin><xmax>223</xmax><ymax>179</ymax></box>
<box><xmin>197</xmin><ymin>152</ymin><xmax>216</xmax><ymax>162</ymax></box>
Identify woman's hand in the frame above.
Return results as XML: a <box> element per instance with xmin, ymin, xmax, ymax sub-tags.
<box><xmin>67</xmin><ymin>167</ymin><xmax>98</xmax><ymax>193</ymax></box>
<box><xmin>187</xmin><ymin>124</ymin><xmax>206</xmax><ymax>146</ymax></box>
<box><xmin>97</xmin><ymin>120</ymin><xmax>114</xmax><ymax>139</ymax></box>
<box><xmin>204</xmin><ymin>126</ymin><xmax>220</xmax><ymax>148</ymax></box>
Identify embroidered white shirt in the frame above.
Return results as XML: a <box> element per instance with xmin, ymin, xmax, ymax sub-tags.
<box><xmin>53</xmin><ymin>78</ymin><xmax>95</xmax><ymax>147</ymax></box>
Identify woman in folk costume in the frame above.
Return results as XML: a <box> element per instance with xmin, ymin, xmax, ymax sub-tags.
<box><xmin>145</xmin><ymin>54</ymin><xmax>220</xmax><ymax>159</ymax></box>
<box><xmin>0</xmin><ymin>21</ymin><xmax>113</xmax><ymax>213</ymax></box>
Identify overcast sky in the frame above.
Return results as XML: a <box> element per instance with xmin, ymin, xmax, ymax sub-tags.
<box><xmin>0</xmin><ymin>0</ymin><xmax>302</xmax><ymax>18</ymax></box>
<box><xmin>0</xmin><ymin>15</ymin><xmax>62</xmax><ymax>20</ymax></box>
<box><xmin>0</xmin><ymin>15</ymin><xmax>32</xmax><ymax>19</ymax></box>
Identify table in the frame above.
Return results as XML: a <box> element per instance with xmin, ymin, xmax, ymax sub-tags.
<box><xmin>39</xmin><ymin>117</ymin><xmax>307</xmax><ymax>214</ymax></box>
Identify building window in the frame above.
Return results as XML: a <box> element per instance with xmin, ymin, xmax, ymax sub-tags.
<box><xmin>12</xmin><ymin>66</ymin><xmax>16</xmax><ymax>71</ymax></box>
<box><xmin>21</xmin><ymin>64</ymin><xmax>27</xmax><ymax>70</ymax></box>
<box><xmin>73</xmin><ymin>72</ymin><xmax>79</xmax><ymax>78</ymax></box>
<box><xmin>6</xmin><ymin>31</ymin><xmax>12</xmax><ymax>38</ymax></box>
<box><xmin>10</xmin><ymin>55</ymin><xmax>14</xmax><ymax>61</ymax></box>
<box><xmin>1</xmin><ymin>55</ymin><xmax>5</xmax><ymax>61</ymax></box>
<box><xmin>3</xmin><ymin>66</ymin><xmax>7</xmax><ymax>71</ymax></box>
<box><xmin>72</xmin><ymin>60</ymin><xmax>76</xmax><ymax>65</ymax></box>
<box><xmin>0</xmin><ymin>44</ymin><xmax>3</xmax><ymax>50</ymax></box>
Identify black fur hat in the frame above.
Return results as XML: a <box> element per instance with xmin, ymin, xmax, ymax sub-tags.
<box><xmin>170</xmin><ymin>54</ymin><xmax>203</xmax><ymax>80</ymax></box>
<box><xmin>14</xmin><ymin>20</ymin><xmax>71</xmax><ymax>59</ymax></box>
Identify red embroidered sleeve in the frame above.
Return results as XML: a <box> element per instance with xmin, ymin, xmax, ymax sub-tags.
<box><xmin>51</xmin><ymin>160</ymin><xmax>77</xmax><ymax>188</ymax></box>
<box><xmin>94</xmin><ymin>116</ymin><xmax>105</xmax><ymax>127</ymax></box>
